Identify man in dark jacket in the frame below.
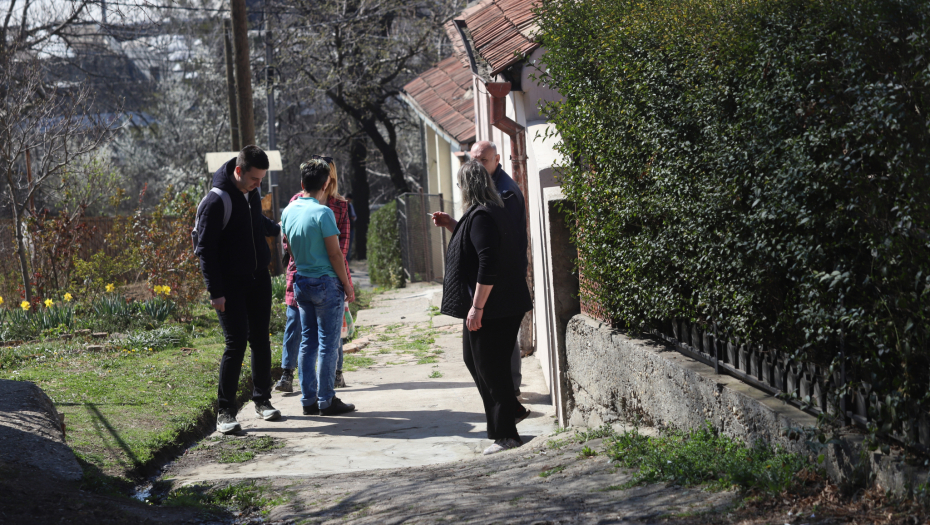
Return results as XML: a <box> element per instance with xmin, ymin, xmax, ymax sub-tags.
<box><xmin>195</xmin><ymin>145</ymin><xmax>282</xmax><ymax>434</ymax></box>
<box><xmin>431</xmin><ymin>140</ymin><xmax>530</xmax><ymax>397</ymax></box>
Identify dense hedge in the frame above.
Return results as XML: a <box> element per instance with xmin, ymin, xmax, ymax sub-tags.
<box><xmin>367</xmin><ymin>201</ymin><xmax>405</xmax><ymax>288</ymax></box>
<box><xmin>537</xmin><ymin>0</ymin><xmax>930</xmax><ymax>430</ymax></box>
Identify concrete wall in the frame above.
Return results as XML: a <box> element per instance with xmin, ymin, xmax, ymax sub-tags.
<box><xmin>422</xmin><ymin>122</ymin><xmax>464</xmax><ymax>221</ymax></box>
<box><xmin>521</xmin><ymin>48</ymin><xmax>563</xmax><ymax>124</ymax></box>
<box><xmin>469</xmin><ymin>56</ymin><xmax>571</xmax><ymax>404</ymax></box>
<box><xmin>562</xmin><ymin>314</ymin><xmax>930</xmax><ymax>496</ymax></box>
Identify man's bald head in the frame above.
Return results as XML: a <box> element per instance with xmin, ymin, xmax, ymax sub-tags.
<box><xmin>470</xmin><ymin>141</ymin><xmax>500</xmax><ymax>177</ymax></box>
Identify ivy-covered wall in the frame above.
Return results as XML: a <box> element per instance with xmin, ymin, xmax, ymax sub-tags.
<box><xmin>537</xmin><ymin>0</ymin><xmax>930</xmax><ymax>428</ymax></box>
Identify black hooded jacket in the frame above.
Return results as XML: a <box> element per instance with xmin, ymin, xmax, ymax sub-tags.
<box><xmin>195</xmin><ymin>158</ymin><xmax>280</xmax><ymax>299</ymax></box>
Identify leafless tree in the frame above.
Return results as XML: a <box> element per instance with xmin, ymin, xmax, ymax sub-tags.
<box><xmin>273</xmin><ymin>0</ymin><xmax>460</xmax><ymax>257</ymax></box>
<box><xmin>0</xmin><ymin>0</ymin><xmax>94</xmax><ymax>58</ymax></box>
<box><xmin>0</xmin><ymin>54</ymin><xmax>110</xmax><ymax>303</ymax></box>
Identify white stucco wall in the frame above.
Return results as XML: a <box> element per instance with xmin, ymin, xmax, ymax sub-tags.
<box><xmin>470</xmin><ymin>60</ymin><xmax>566</xmax><ymax>400</ymax></box>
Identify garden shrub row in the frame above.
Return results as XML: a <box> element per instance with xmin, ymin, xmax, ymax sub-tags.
<box><xmin>367</xmin><ymin>201</ymin><xmax>405</xmax><ymax>289</ymax></box>
<box><xmin>537</xmin><ymin>0</ymin><xmax>930</xmax><ymax>442</ymax></box>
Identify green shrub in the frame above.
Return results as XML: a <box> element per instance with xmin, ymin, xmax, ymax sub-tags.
<box><xmin>88</xmin><ymin>295</ymin><xmax>140</xmax><ymax>332</ymax></box>
<box><xmin>537</xmin><ymin>0</ymin><xmax>930</xmax><ymax>437</ymax></box>
<box><xmin>367</xmin><ymin>201</ymin><xmax>405</xmax><ymax>289</ymax></box>
<box><xmin>0</xmin><ymin>305</ymin><xmax>74</xmax><ymax>342</ymax></box>
<box><xmin>0</xmin><ymin>309</ymin><xmax>37</xmax><ymax>342</ymax></box>
<box><xmin>139</xmin><ymin>297</ymin><xmax>177</xmax><ymax>328</ymax></box>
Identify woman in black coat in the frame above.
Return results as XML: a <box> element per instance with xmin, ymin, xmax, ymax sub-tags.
<box><xmin>439</xmin><ymin>160</ymin><xmax>533</xmax><ymax>455</ymax></box>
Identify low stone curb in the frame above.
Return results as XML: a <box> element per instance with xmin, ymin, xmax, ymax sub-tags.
<box><xmin>565</xmin><ymin>314</ymin><xmax>929</xmax><ymax>496</ymax></box>
<box><xmin>0</xmin><ymin>379</ymin><xmax>82</xmax><ymax>481</ymax></box>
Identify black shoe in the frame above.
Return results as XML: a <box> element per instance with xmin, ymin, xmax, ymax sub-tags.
<box><xmin>321</xmin><ymin>397</ymin><xmax>355</xmax><ymax>416</ymax></box>
<box><xmin>303</xmin><ymin>402</ymin><xmax>320</xmax><ymax>415</ymax></box>
<box><xmin>516</xmin><ymin>407</ymin><xmax>531</xmax><ymax>425</ymax></box>
<box><xmin>274</xmin><ymin>370</ymin><xmax>294</xmax><ymax>393</ymax></box>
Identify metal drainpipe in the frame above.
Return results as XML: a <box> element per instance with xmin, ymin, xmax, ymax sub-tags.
<box><xmin>487</xmin><ymin>81</ymin><xmax>535</xmax><ymax>355</ymax></box>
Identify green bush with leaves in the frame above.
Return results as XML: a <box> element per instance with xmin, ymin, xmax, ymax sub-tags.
<box><xmin>367</xmin><ymin>201</ymin><xmax>405</xmax><ymax>289</ymax></box>
<box><xmin>537</xmin><ymin>0</ymin><xmax>930</xmax><ymax>439</ymax></box>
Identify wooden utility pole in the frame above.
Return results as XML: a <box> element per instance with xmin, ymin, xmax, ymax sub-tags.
<box><xmin>265</xmin><ymin>17</ymin><xmax>282</xmax><ymax>275</ymax></box>
<box><xmin>229</xmin><ymin>0</ymin><xmax>255</xmax><ymax>147</ymax></box>
<box><xmin>223</xmin><ymin>18</ymin><xmax>240</xmax><ymax>151</ymax></box>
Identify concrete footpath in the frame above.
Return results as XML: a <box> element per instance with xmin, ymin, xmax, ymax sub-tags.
<box><xmin>167</xmin><ymin>282</ymin><xmax>557</xmax><ymax>485</ymax></box>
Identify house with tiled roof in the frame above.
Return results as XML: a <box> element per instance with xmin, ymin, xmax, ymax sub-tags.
<box><xmin>402</xmin><ymin>0</ymin><xmax>574</xmax><ymax>426</ymax></box>
<box><xmin>401</xmin><ymin>56</ymin><xmax>475</xmax><ymax>220</ymax></box>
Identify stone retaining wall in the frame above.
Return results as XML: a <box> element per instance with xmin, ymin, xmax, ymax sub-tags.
<box><xmin>0</xmin><ymin>379</ymin><xmax>82</xmax><ymax>481</ymax></box>
<box><xmin>564</xmin><ymin>314</ymin><xmax>929</xmax><ymax>496</ymax></box>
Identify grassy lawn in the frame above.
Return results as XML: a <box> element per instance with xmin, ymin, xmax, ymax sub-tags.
<box><xmin>0</xmin><ymin>283</ymin><xmax>386</xmax><ymax>490</ymax></box>
<box><xmin>0</xmin><ymin>304</ymin><xmax>283</xmax><ymax>488</ymax></box>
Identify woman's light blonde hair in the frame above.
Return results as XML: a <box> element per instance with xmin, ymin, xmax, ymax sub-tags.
<box><xmin>324</xmin><ymin>159</ymin><xmax>345</xmax><ymax>201</ymax></box>
<box><xmin>459</xmin><ymin>159</ymin><xmax>503</xmax><ymax>212</ymax></box>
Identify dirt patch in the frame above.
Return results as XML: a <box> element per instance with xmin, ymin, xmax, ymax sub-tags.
<box><xmin>184</xmin><ymin>435</ymin><xmax>287</xmax><ymax>465</ymax></box>
<box><xmin>669</xmin><ymin>479</ymin><xmax>930</xmax><ymax>525</ymax></box>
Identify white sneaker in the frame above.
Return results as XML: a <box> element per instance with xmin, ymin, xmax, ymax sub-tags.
<box><xmin>254</xmin><ymin>400</ymin><xmax>281</xmax><ymax>421</ymax></box>
<box><xmin>483</xmin><ymin>438</ymin><xmax>522</xmax><ymax>455</ymax></box>
<box><xmin>217</xmin><ymin>409</ymin><xmax>241</xmax><ymax>434</ymax></box>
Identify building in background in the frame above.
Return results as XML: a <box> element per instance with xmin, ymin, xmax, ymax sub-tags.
<box><xmin>401</xmin><ymin>56</ymin><xmax>476</xmax><ymax>221</ymax></box>
<box><xmin>403</xmin><ymin>0</ymin><xmax>576</xmax><ymax>424</ymax></box>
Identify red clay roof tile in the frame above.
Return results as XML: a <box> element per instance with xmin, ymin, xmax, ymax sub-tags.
<box><xmin>403</xmin><ymin>56</ymin><xmax>476</xmax><ymax>145</ymax></box>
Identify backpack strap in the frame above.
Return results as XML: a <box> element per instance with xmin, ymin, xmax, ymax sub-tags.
<box><xmin>195</xmin><ymin>188</ymin><xmax>232</xmax><ymax>230</ymax></box>
<box><xmin>210</xmin><ymin>187</ymin><xmax>232</xmax><ymax>229</ymax></box>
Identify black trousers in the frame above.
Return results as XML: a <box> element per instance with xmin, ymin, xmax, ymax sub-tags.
<box><xmin>216</xmin><ymin>268</ymin><xmax>273</xmax><ymax>412</ymax></box>
<box><xmin>462</xmin><ymin>314</ymin><xmax>524</xmax><ymax>441</ymax></box>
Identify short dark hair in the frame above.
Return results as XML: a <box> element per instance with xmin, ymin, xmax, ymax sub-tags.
<box><xmin>237</xmin><ymin>145</ymin><xmax>269</xmax><ymax>173</ymax></box>
<box><xmin>301</xmin><ymin>159</ymin><xmax>330</xmax><ymax>192</ymax></box>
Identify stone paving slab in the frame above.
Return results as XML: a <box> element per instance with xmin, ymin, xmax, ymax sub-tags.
<box><xmin>167</xmin><ymin>284</ymin><xmax>557</xmax><ymax>485</ymax></box>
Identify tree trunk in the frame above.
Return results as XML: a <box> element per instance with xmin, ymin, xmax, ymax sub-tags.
<box><xmin>361</xmin><ymin>118</ymin><xmax>409</xmax><ymax>194</ymax></box>
<box><xmin>12</xmin><ymin>204</ymin><xmax>32</xmax><ymax>304</ymax></box>
<box><xmin>349</xmin><ymin>133</ymin><xmax>370</xmax><ymax>260</ymax></box>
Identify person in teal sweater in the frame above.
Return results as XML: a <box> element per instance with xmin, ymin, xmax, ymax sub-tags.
<box><xmin>280</xmin><ymin>159</ymin><xmax>356</xmax><ymax>416</ymax></box>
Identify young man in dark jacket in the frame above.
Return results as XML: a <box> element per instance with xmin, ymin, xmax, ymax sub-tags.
<box><xmin>195</xmin><ymin>145</ymin><xmax>282</xmax><ymax>434</ymax></box>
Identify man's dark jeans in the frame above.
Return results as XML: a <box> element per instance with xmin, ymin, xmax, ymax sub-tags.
<box><xmin>216</xmin><ymin>268</ymin><xmax>273</xmax><ymax>412</ymax></box>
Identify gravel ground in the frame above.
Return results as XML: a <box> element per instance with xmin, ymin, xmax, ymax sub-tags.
<box><xmin>261</xmin><ymin>430</ymin><xmax>735</xmax><ymax>524</ymax></box>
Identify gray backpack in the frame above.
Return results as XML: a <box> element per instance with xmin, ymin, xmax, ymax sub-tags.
<box><xmin>191</xmin><ymin>187</ymin><xmax>232</xmax><ymax>252</ymax></box>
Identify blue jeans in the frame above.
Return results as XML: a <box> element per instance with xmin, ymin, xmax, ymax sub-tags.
<box><xmin>293</xmin><ymin>274</ymin><xmax>344</xmax><ymax>409</ymax></box>
<box><xmin>282</xmin><ymin>304</ymin><xmax>344</xmax><ymax>372</ymax></box>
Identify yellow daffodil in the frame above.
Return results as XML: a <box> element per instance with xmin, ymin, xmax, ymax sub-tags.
<box><xmin>163</xmin><ymin>286</ymin><xmax>171</xmax><ymax>295</ymax></box>
<box><xmin>0</xmin><ymin>296</ymin><xmax>4</xmax><ymax>306</ymax></box>
<box><xmin>153</xmin><ymin>285</ymin><xmax>162</xmax><ymax>294</ymax></box>
<box><xmin>106</xmin><ymin>283</ymin><xmax>115</xmax><ymax>292</ymax></box>
<box><xmin>21</xmin><ymin>300</ymin><xmax>30</xmax><ymax>311</ymax></box>
<box><xmin>44</xmin><ymin>299</ymin><xmax>54</xmax><ymax>308</ymax></box>
<box><xmin>64</xmin><ymin>293</ymin><xmax>73</xmax><ymax>302</ymax></box>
